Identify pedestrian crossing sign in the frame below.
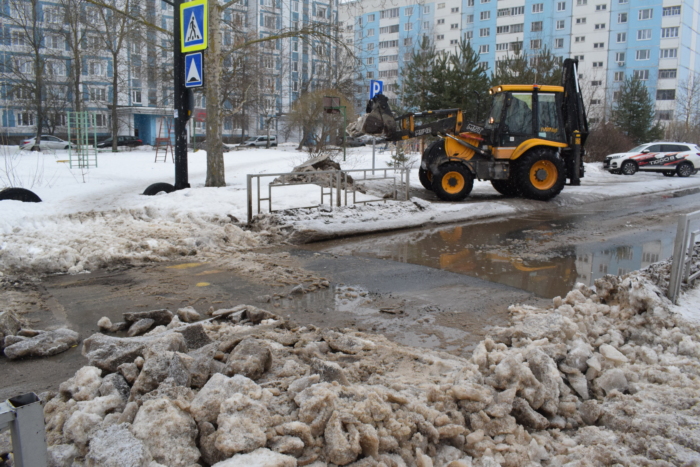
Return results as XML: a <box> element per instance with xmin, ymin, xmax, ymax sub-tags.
<box><xmin>181</xmin><ymin>0</ymin><xmax>207</xmax><ymax>53</ymax></box>
<box><xmin>185</xmin><ymin>52</ymin><xmax>203</xmax><ymax>88</ymax></box>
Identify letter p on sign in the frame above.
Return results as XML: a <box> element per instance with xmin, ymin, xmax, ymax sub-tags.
<box><xmin>370</xmin><ymin>80</ymin><xmax>383</xmax><ymax>98</ymax></box>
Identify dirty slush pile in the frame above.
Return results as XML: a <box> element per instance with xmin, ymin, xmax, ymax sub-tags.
<box><xmin>30</xmin><ymin>268</ymin><xmax>700</xmax><ymax>466</ymax></box>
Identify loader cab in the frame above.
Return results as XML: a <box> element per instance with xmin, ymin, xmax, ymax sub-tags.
<box><xmin>486</xmin><ymin>85</ymin><xmax>567</xmax><ymax>154</ymax></box>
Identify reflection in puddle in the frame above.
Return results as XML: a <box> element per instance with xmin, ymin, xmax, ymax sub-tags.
<box><xmin>316</xmin><ymin>218</ymin><xmax>675</xmax><ymax>299</ymax></box>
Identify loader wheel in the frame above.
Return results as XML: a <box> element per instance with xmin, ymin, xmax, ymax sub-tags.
<box><xmin>432</xmin><ymin>162</ymin><xmax>474</xmax><ymax>201</ymax></box>
<box><xmin>491</xmin><ymin>179</ymin><xmax>520</xmax><ymax>197</ymax></box>
<box><xmin>514</xmin><ymin>149</ymin><xmax>566</xmax><ymax>201</ymax></box>
<box><xmin>620</xmin><ymin>160</ymin><xmax>637</xmax><ymax>175</ymax></box>
<box><xmin>418</xmin><ymin>167</ymin><xmax>433</xmax><ymax>190</ymax></box>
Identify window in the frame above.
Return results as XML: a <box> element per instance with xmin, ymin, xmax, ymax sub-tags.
<box><xmin>11</xmin><ymin>31</ymin><xmax>26</xmax><ymax>46</ymax></box>
<box><xmin>660</xmin><ymin>48</ymin><xmax>677</xmax><ymax>58</ymax></box>
<box><xmin>378</xmin><ymin>69</ymin><xmax>399</xmax><ymax>78</ymax></box>
<box><xmin>617</xmin><ymin>32</ymin><xmax>626</xmax><ymax>42</ymax></box>
<box><xmin>614</xmin><ymin>71</ymin><xmax>624</xmax><ymax>81</ymax></box>
<box><xmin>380</xmin><ymin>7</ymin><xmax>399</xmax><ymax>18</ymax></box>
<box><xmin>638</xmin><ymin>29</ymin><xmax>652</xmax><ymax>40</ymax></box>
<box><xmin>497</xmin><ymin>25</ymin><xmax>509</xmax><ymax>34</ymax></box>
<box><xmin>532</xmin><ymin>3</ymin><xmax>543</xmax><ymax>13</ymax></box>
<box><xmin>480</xmin><ymin>28</ymin><xmax>490</xmax><ymax>36</ymax></box>
<box><xmin>44</xmin><ymin>8</ymin><xmax>62</xmax><ymax>24</ymax></box>
<box><xmin>557</xmin><ymin>1</ymin><xmax>566</xmax><ymax>10</ymax></box>
<box><xmin>451</xmin><ymin>23</ymin><xmax>459</xmax><ymax>29</ymax></box>
<box><xmin>617</xmin><ymin>13</ymin><xmax>627</xmax><ymax>23</ymax></box>
<box><xmin>510</xmin><ymin>41</ymin><xmax>523</xmax><ymax>51</ymax></box>
<box><xmin>531</xmin><ymin>21</ymin><xmax>542</xmax><ymax>31</ymax></box>
<box><xmin>511</xmin><ymin>6</ymin><xmax>524</xmax><ymax>14</ymax></box>
<box><xmin>555</xmin><ymin>38</ymin><xmax>564</xmax><ymax>48</ymax></box>
<box><xmin>663</xmin><ymin>6</ymin><xmax>680</xmax><ymax>16</ymax></box>
<box><xmin>656</xmin><ymin>89</ymin><xmax>676</xmax><ymax>100</ymax></box>
<box><xmin>315</xmin><ymin>7</ymin><xmax>326</xmax><ymax>18</ymax></box>
<box><xmin>437</xmin><ymin>18</ymin><xmax>445</xmax><ymax>24</ymax></box>
<box><xmin>378</xmin><ymin>40</ymin><xmax>398</xmax><ymax>48</ymax></box>
<box><xmin>530</xmin><ymin>39</ymin><xmax>541</xmax><ymax>49</ymax></box>
<box><xmin>556</xmin><ymin>20</ymin><xmax>565</xmax><ymax>29</ymax></box>
<box><xmin>366</xmin><ymin>57</ymin><xmax>374</xmax><ymax>65</ymax></box>
<box><xmin>593</xmin><ymin>42</ymin><xmax>604</xmax><ymax>49</ymax></box>
<box><xmin>423</xmin><ymin>21</ymin><xmax>429</xmax><ymax>28</ymax></box>
<box><xmin>595</xmin><ymin>4</ymin><xmax>606</xmax><ymax>10</ymax></box>
<box><xmin>292</xmin><ymin>61</ymin><xmax>298</xmax><ymax>72</ymax></box>
<box><xmin>590</xmin><ymin>99</ymin><xmax>601</xmax><ymax>105</ymax></box>
<box><xmin>496</xmin><ymin>43</ymin><xmax>509</xmax><ymax>51</ymax></box>
<box><xmin>616</xmin><ymin>52</ymin><xmax>625</xmax><ymax>61</ymax></box>
<box><xmin>661</xmin><ymin>27</ymin><xmax>679</xmax><ymax>38</ymax></box>
<box><xmin>423</xmin><ymin>6</ymin><xmax>430</xmax><ymax>13</ymax></box>
<box><xmin>656</xmin><ymin>110</ymin><xmax>674</xmax><ymax>120</ymax></box>
<box><xmin>576</xmin><ymin>17</ymin><xmax>586</xmax><ymax>24</ymax></box>
<box><xmin>379</xmin><ymin>25</ymin><xmax>399</xmax><ymax>33</ymax></box>
<box><xmin>404</xmin><ymin>22</ymin><xmax>413</xmax><ymax>31</ymax></box>
<box><xmin>17</xmin><ymin>112</ymin><xmax>34</xmax><ymax>126</ymax></box>
<box><xmin>95</xmin><ymin>114</ymin><xmax>107</xmax><ymax>127</ymax></box>
<box><xmin>480</xmin><ymin>11</ymin><xmax>490</xmax><ymax>20</ymax></box>
<box><xmin>405</xmin><ymin>7</ymin><xmax>413</xmax><ymax>15</ymax></box>
<box><xmin>90</xmin><ymin>87</ymin><xmax>106</xmax><ymax>101</ymax></box>
<box><xmin>498</xmin><ymin>8</ymin><xmax>509</xmax><ymax>16</ymax></box>
<box><xmin>437</xmin><ymin>2</ymin><xmax>445</xmax><ymax>8</ymax></box>
<box><xmin>592</xmin><ymin>61</ymin><xmax>603</xmax><ymax>67</ymax></box>
<box><xmin>576</xmin><ymin>0</ymin><xmax>587</xmax><ymax>5</ymax></box>
<box><xmin>595</xmin><ymin>23</ymin><xmax>605</xmax><ymax>29</ymax></box>
<box><xmin>367</xmin><ymin>14</ymin><xmax>375</xmax><ymax>21</ymax></box>
<box><xmin>613</xmin><ymin>91</ymin><xmax>621</xmax><ymax>101</ymax></box>
<box><xmin>639</xmin><ymin>9</ymin><xmax>652</xmax><ymax>20</ymax></box>
<box><xmin>437</xmin><ymin>34</ymin><xmax>445</xmax><ymax>40</ymax></box>
<box><xmin>379</xmin><ymin>55</ymin><xmax>398</xmax><ymax>62</ymax></box>
<box><xmin>47</xmin><ymin>60</ymin><xmax>66</xmax><ymax>77</ymax></box>
<box><xmin>633</xmin><ymin>69</ymin><xmax>649</xmax><ymax>80</ymax></box>
<box><xmin>479</xmin><ymin>44</ymin><xmax>489</xmax><ymax>53</ymax></box>
<box><xmin>465</xmin><ymin>31</ymin><xmax>473</xmax><ymax>39</ymax></box>
<box><xmin>575</xmin><ymin>36</ymin><xmax>585</xmax><ymax>42</ymax></box>
<box><xmin>367</xmin><ymin>43</ymin><xmax>374</xmax><ymax>50</ymax></box>
<box><xmin>467</xmin><ymin>0</ymin><xmax>474</xmax><ymax>5</ymax></box>
<box><xmin>366</xmin><ymin>71</ymin><xmax>374</xmax><ymax>78</ymax></box>
<box><xmin>46</xmin><ymin>35</ymin><xmax>63</xmax><ymax>49</ymax></box>
<box><xmin>89</xmin><ymin>61</ymin><xmax>105</xmax><ymax>76</ymax></box>
<box><xmin>511</xmin><ymin>23</ymin><xmax>524</xmax><ymax>32</ymax></box>
<box><xmin>466</xmin><ymin>15</ymin><xmax>474</xmax><ymax>23</ymax></box>
<box><xmin>636</xmin><ymin>49</ymin><xmax>650</xmax><ymax>60</ymax></box>
<box><xmin>403</xmin><ymin>37</ymin><xmax>412</xmax><ymax>46</ymax></box>
<box><xmin>366</xmin><ymin>29</ymin><xmax>375</xmax><ymax>36</ymax></box>
<box><xmin>574</xmin><ymin>54</ymin><xmax>584</xmax><ymax>60</ymax></box>
<box><xmin>591</xmin><ymin>80</ymin><xmax>602</xmax><ymax>86</ymax></box>
<box><xmin>451</xmin><ymin>7</ymin><xmax>459</xmax><ymax>12</ymax></box>
<box><xmin>659</xmin><ymin>69</ymin><xmax>676</xmax><ymax>79</ymax></box>
<box><xmin>15</xmin><ymin>88</ymin><xmax>33</xmax><ymax>100</ymax></box>
<box><xmin>264</xmin><ymin>15</ymin><xmax>276</xmax><ymax>29</ymax></box>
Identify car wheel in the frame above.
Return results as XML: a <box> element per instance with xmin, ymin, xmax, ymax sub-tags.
<box><xmin>514</xmin><ymin>148</ymin><xmax>566</xmax><ymax>201</ymax></box>
<box><xmin>620</xmin><ymin>160</ymin><xmax>637</xmax><ymax>175</ymax></box>
<box><xmin>143</xmin><ymin>182</ymin><xmax>176</xmax><ymax>196</ymax></box>
<box><xmin>677</xmin><ymin>162</ymin><xmax>694</xmax><ymax>178</ymax></box>
<box><xmin>0</xmin><ymin>187</ymin><xmax>42</xmax><ymax>203</ymax></box>
<box><xmin>431</xmin><ymin>162</ymin><xmax>474</xmax><ymax>201</ymax></box>
<box><xmin>64</xmin><ymin>145</ymin><xmax>70</xmax><ymax>150</ymax></box>
<box><xmin>662</xmin><ymin>171</ymin><xmax>675</xmax><ymax>177</ymax></box>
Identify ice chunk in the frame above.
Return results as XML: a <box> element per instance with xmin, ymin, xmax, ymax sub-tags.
<box><xmin>86</xmin><ymin>423</ymin><xmax>153</xmax><ymax>467</ymax></box>
<box><xmin>599</xmin><ymin>344</ymin><xmax>629</xmax><ymax>364</ymax></box>
<box><xmin>215</xmin><ymin>394</ymin><xmax>271</xmax><ymax>455</ymax></box>
<box><xmin>211</xmin><ymin>448</ymin><xmax>296</xmax><ymax>467</ymax></box>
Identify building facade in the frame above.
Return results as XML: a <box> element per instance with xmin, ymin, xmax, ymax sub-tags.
<box><xmin>340</xmin><ymin>0</ymin><xmax>700</xmax><ymax>124</ymax></box>
<box><xmin>0</xmin><ymin>0</ymin><xmax>339</xmax><ymax>144</ymax></box>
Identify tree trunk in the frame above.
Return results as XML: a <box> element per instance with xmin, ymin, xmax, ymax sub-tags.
<box><xmin>205</xmin><ymin>1</ymin><xmax>225</xmax><ymax>187</ymax></box>
<box><xmin>112</xmin><ymin>52</ymin><xmax>119</xmax><ymax>152</ymax></box>
<box><xmin>32</xmin><ymin>0</ymin><xmax>43</xmax><ymax>148</ymax></box>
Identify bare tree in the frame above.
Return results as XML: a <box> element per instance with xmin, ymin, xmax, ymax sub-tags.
<box><xmin>672</xmin><ymin>72</ymin><xmax>700</xmax><ymax>141</ymax></box>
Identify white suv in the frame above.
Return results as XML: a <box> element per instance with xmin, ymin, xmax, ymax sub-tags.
<box><xmin>240</xmin><ymin>135</ymin><xmax>277</xmax><ymax>147</ymax></box>
<box><xmin>604</xmin><ymin>142</ymin><xmax>700</xmax><ymax>177</ymax></box>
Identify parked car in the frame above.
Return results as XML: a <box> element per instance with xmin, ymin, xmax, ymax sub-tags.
<box><xmin>604</xmin><ymin>142</ymin><xmax>700</xmax><ymax>177</ymax></box>
<box><xmin>240</xmin><ymin>135</ymin><xmax>277</xmax><ymax>147</ymax></box>
<box><xmin>19</xmin><ymin>135</ymin><xmax>71</xmax><ymax>150</ymax></box>
<box><xmin>97</xmin><ymin>136</ymin><xmax>143</xmax><ymax>148</ymax></box>
<box><xmin>337</xmin><ymin>135</ymin><xmax>366</xmax><ymax>147</ymax></box>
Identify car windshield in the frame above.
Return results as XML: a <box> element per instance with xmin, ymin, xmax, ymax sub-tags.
<box><xmin>628</xmin><ymin>145</ymin><xmax>648</xmax><ymax>153</ymax></box>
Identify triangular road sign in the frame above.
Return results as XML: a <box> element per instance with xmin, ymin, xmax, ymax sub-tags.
<box><xmin>187</xmin><ymin>58</ymin><xmax>201</xmax><ymax>83</ymax></box>
<box><xmin>185</xmin><ymin>53</ymin><xmax>203</xmax><ymax>88</ymax></box>
<box><xmin>186</xmin><ymin>12</ymin><xmax>202</xmax><ymax>42</ymax></box>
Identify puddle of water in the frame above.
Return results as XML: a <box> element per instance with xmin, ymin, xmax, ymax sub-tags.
<box><xmin>314</xmin><ymin>215</ymin><xmax>677</xmax><ymax>299</ymax></box>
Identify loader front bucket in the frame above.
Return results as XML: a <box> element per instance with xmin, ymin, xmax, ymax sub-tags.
<box><xmin>347</xmin><ymin>94</ymin><xmax>396</xmax><ymax>138</ymax></box>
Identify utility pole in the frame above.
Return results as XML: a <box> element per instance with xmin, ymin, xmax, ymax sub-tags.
<box><xmin>173</xmin><ymin>0</ymin><xmax>190</xmax><ymax>190</ymax></box>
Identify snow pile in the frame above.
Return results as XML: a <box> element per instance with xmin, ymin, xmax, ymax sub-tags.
<box><xmin>32</xmin><ymin>265</ymin><xmax>700</xmax><ymax>466</ymax></box>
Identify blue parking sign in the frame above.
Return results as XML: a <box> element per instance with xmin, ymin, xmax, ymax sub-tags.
<box><xmin>370</xmin><ymin>80</ymin><xmax>383</xmax><ymax>98</ymax></box>
<box><xmin>181</xmin><ymin>0</ymin><xmax>208</xmax><ymax>52</ymax></box>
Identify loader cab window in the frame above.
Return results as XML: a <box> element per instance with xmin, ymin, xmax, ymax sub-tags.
<box><xmin>487</xmin><ymin>93</ymin><xmax>506</xmax><ymax>127</ymax></box>
<box><xmin>504</xmin><ymin>93</ymin><xmax>533</xmax><ymax>135</ymax></box>
<box><xmin>537</xmin><ymin>93</ymin><xmax>566</xmax><ymax>142</ymax></box>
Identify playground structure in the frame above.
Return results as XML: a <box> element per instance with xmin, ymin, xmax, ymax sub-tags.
<box><xmin>66</xmin><ymin>112</ymin><xmax>98</xmax><ymax>169</ymax></box>
<box><xmin>155</xmin><ymin>117</ymin><xmax>175</xmax><ymax>163</ymax></box>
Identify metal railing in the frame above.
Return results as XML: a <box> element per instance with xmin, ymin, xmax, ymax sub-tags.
<box><xmin>0</xmin><ymin>393</ymin><xmax>48</xmax><ymax>467</ymax></box>
<box><xmin>668</xmin><ymin>209</ymin><xmax>700</xmax><ymax>304</ymax></box>
<box><xmin>247</xmin><ymin>167</ymin><xmax>410</xmax><ymax>224</ymax></box>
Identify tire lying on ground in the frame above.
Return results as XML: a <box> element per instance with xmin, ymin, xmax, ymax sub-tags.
<box><xmin>431</xmin><ymin>161</ymin><xmax>474</xmax><ymax>201</ymax></box>
<box><xmin>514</xmin><ymin>148</ymin><xmax>566</xmax><ymax>201</ymax></box>
<box><xmin>0</xmin><ymin>187</ymin><xmax>42</xmax><ymax>203</ymax></box>
<box><xmin>143</xmin><ymin>182</ymin><xmax>176</xmax><ymax>196</ymax></box>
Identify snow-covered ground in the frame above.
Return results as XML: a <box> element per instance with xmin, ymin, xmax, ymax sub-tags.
<box><xmin>2</xmin><ymin>144</ymin><xmax>700</xmax><ymax>274</ymax></box>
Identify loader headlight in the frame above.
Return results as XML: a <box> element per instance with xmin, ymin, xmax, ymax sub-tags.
<box><xmin>497</xmin><ymin>86</ymin><xmax>502</xmax><ymax>92</ymax></box>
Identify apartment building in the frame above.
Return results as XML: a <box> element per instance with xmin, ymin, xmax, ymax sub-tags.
<box><xmin>0</xmin><ymin>0</ymin><xmax>339</xmax><ymax>143</ymax></box>
<box><xmin>340</xmin><ymin>0</ymin><xmax>700</xmax><ymax>123</ymax></box>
